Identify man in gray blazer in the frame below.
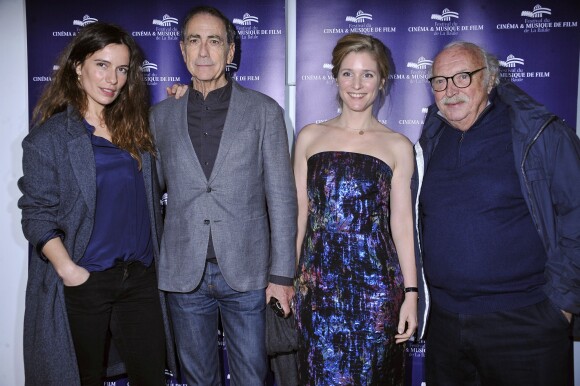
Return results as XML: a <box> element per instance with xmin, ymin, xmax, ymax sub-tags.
<box><xmin>150</xmin><ymin>6</ymin><xmax>297</xmax><ymax>385</ymax></box>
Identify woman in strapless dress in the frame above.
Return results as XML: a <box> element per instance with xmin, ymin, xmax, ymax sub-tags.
<box><xmin>293</xmin><ymin>33</ymin><xmax>418</xmax><ymax>386</ymax></box>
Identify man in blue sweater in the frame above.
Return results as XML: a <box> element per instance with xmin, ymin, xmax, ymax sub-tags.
<box><xmin>413</xmin><ymin>41</ymin><xmax>579</xmax><ymax>385</ymax></box>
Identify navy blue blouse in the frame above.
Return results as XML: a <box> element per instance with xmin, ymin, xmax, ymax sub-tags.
<box><xmin>79</xmin><ymin>122</ymin><xmax>153</xmax><ymax>272</ymax></box>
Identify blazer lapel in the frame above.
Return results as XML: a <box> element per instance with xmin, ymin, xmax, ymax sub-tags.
<box><xmin>66</xmin><ymin>115</ymin><xmax>96</xmax><ymax>218</ymax></box>
<box><xmin>209</xmin><ymin>82</ymin><xmax>249</xmax><ymax>183</ymax></box>
<box><xmin>176</xmin><ymin>90</ymin><xmax>208</xmax><ymax>182</ymax></box>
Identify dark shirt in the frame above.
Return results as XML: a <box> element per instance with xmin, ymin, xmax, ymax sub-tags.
<box><xmin>187</xmin><ymin>81</ymin><xmax>232</xmax><ymax>262</ymax></box>
<box><xmin>78</xmin><ymin>122</ymin><xmax>153</xmax><ymax>272</ymax></box>
<box><xmin>188</xmin><ymin>81</ymin><xmax>232</xmax><ymax>179</ymax></box>
<box><xmin>420</xmin><ymin>99</ymin><xmax>547</xmax><ymax>314</ymax></box>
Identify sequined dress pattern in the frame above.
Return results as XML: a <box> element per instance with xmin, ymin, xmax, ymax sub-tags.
<box><xmin>295</xmin><ymin>151</ymin><xmax>405</xmax><ymax>385</ymax></box>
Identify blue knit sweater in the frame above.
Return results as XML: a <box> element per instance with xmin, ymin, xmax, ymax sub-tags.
<box><xmin>419</xmin><ymin>99</ymin><xmax>547</xmax><ymax>314</ymax></box>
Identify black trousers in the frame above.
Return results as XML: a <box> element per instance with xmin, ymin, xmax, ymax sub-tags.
<box><xmin>64</xmin><ymin>261</ymin><xmax>166</xmax><ymax>386</ymax></box>
<box><xmin>425</xmin><ymin>299</ymin><xmax>573</xmax><ymax>386</ymax></box>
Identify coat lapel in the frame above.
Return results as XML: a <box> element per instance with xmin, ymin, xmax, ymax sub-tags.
<box><xmin>66</xmin><ymin>113</ymin><xmax>96</xmax><ymax>218</ymax></box>
<box><xmin>142</xmin><ymin>152</ymin><xmax>162</xmax><ymax>249</ymax></box>
<box><xmin>142</xmin><ymin>151</ymin><xmax>153</xmax><ymax>212</ymax></box>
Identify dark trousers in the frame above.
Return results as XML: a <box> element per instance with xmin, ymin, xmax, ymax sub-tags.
<box><xmin>425</xmin><ymin>299</ymin><xmax>573</xmax><ymax>386</ymax></box>
<box><xmin>64</xmin><ymin>261</ymin><xmax>166</xmax><ymax>386</ymax></box>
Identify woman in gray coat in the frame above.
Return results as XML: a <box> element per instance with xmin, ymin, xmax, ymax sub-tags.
<box><xmin>18</xmin><ymin>22</ymin><xmax>167</xmax><ymax>386</ymax></box>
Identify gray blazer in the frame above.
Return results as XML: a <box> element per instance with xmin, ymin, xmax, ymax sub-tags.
<box><xmin>150</xmin><ymin>81</ymin><xmax>297</xmax><ymax>293</ymax></box>
<box><xmin>18</xmin><ymin>107</ymin><xmax>174</xmax><ymax>385</ymax></box>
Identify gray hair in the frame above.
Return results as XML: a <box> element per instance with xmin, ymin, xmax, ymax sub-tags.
<box><xmin>432</xmin><ymin>41</ymin><xmax>500</xmax><ymax>88</ymax></box>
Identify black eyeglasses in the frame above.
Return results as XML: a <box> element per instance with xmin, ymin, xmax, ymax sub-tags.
<box><xmin>428</xmin><ymin>67</ymin><xmax>487</xmax><ymax>92</ymax></box>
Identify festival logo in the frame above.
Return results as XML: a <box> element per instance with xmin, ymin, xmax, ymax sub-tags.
<box><xmin>141</xmin><ymin>59</ymin><xmax>181</xmax><ymax>86</ymax></box>
<box><xmin>345</xmin><ymin>10</ymin><xmax>372</xmax><ymax>23</ymax></box>
<box><xmin>72</xmin><ymin>15</ymin><xmax>98</xmax><ymax>27</ymax></box>
<box><xmin>499</xmin><ymin>54</ymin><xmax>525</xmax><ymax>68</ymax></box>
<box><xmin>499</xmin><ymin>54</ymin><xmax>525</xmax><ymax>83</ymax></box>
<box><xmin>408</xmin><ymin>7</ymin><xmax>484</xmax><ymax>35</ymax></box>
<box><xmin>405</xmin><ymin>56</ymin><xmax>433</xmax><ymax>84</ymax></box>
<box><xmin>409</xmin><ymin>7</ymin><xmax>460</xmax><ymax>36</ymax></box>
<box><xmin>233</xmin><ymin>12</ymin><xmax>259</xmax><ymax>40</ymax></box>
<box><xmin>521</xmin><ymin>4</ymin><xmax>551</xmax><ymax>18</ymax></box>
<box><xmin>52</xmin><ymin>14</ymin><xmax>98</xmax><ymax>37</ymax></box>
<box><xmin>430</xmin><ymin>8</ymin><xmax>459</xmax><ymax>22</ymax></box>
<box><xmin>406</xmin><ymin>57</ymin><xmax>433</xmax><ymax>70</ymax></box>
<box><xmin>323</xmin><ymin>9</ymin><xmax>396</xmax><ymax>34</ymax></box>
<box><xmin>233</xmin><ymin>13</ymin><xmax>259</xmax><ymax>26</ymax></box>
<box><xmin>233</xmin><ymin>11</ymin><xmax>282</xmax><ymax>40</ymax></box>
<box><xmin>141</xmin><ymin>60</ymin><xmax>158</xmax><ymax>74</ymax></box>
<box><xmin>132</xmin><ymin>13</ymin><xmax>179</xmax><ymax>40</ymax></box>
<box><xmin>496</xmin><ymin>4</ymin><xmax>578</xmax><ymax>33</ymax></box>
<box><xmin>521</xmin><ymin>4</ymin><xmax>553</xmax><ymax>33</ymax></box>
<box><xmin>498</xmin><ymin>53</ymin><xmax>550</xmax><ymax>82</ymax></box>
<box><xmin>152</xmin><ymin>14</ymin><xmax>178</xmax><ymax>27</ymax></box>
<box><xmin>387</xmin><ymin>56</ymin><xmax>432</xmax><ymax>85</ymax></box>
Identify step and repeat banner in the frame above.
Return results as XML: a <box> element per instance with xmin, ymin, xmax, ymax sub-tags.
<box><xmin>26</xmin><ymin>0</ymin><xmax>286</xmax><ymax>111</ymax></box>
<box><xmin>25</xmin><ymin>0</ymin><xmax>579</xmax><ymax>385</ymax></box>
<box><xmin>26</xmin><ymin>1</ymin><xmax>285</xmax><ymax>385</ymax></box>
<box><xmin>296</xmin><ymin>1</ymin><xmax>578</xmax><ymax>383</ymax></box>
<box><xmin>296</xmin><ymin>0</ymin><xmax>579</xmax><ymax>143</ymax></box>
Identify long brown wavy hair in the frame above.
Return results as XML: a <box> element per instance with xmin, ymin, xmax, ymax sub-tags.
<box><xmin>32</xmin><ymin>22</ymin><xmax>154</xmax><ymax>168</ymax></box>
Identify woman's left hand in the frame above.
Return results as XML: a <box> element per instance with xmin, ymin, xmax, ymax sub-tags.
<box><xmin>395</xmin><ymin>292</ymin><xmax>418</xmax><ymax>344</ymax></box>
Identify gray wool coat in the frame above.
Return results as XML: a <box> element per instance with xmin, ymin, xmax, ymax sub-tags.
<box><xmin>18</xmin><ymin>106</ymin><xmax>175</xmax><ymax>386</ymax></box>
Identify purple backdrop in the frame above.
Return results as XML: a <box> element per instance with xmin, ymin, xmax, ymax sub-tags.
<box><xmin>296</xmin><ymin>0</ymin><xmax>579</xmax><ymax>143</ymax></box>
<box><xmin>25</xmin><ymin>0</ymin><xmax>579</xmax><ymax>385</ymax></box>
<box><xmin>26</xmin><ymin>0</ymin><xmax>286</xmax><ymax>111</ymax></box>
<box><xmin>296</xmin><ymin>1</ymin><xmax>579</xmax><ymax>385</ymax></box>
<box><xmin>25</xmin><ymin>1</ymin><xmax>286</xmax><ymax>385</ymax></box>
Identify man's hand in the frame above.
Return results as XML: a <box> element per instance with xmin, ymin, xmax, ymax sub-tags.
<box><xmin>166</xmin><ymin>84</ymin><xmax>189</xmax><ymax>99</ymax></box>
<box><xmin>266</xmin><ymin>283</ymin><xmax>295</xmax><ymax>317</ymax></box>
